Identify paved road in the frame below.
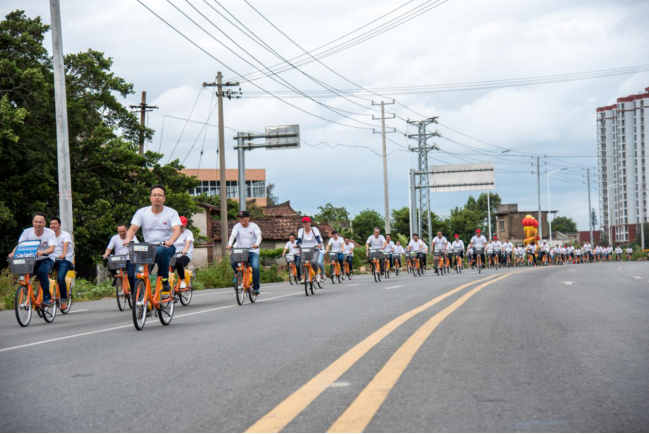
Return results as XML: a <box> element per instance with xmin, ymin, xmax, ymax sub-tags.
<box><xmin>1</xmin><ymin>263</ymin><xmax>648</xmax><ymax>432</ymax></box>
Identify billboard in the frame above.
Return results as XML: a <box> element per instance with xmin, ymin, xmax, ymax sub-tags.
<box><xmin>265</xmin><ymin>125</ymin><xmax>300</xmax><ymax>150</ymax></box>
<box><xmin>429</xmin><ymin>162</ymin><xmax>495</xmax><ymax>193</ymax></box>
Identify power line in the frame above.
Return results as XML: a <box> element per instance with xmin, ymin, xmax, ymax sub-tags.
<box><xmin>165</xmin><ymin>86</ymin><xmax>204</xmax><ymax>162</ymax></box>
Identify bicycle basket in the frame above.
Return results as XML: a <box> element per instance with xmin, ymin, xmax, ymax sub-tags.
<box><xmin>169</xmin><ymin>255</ymin><xmax>177</xmax><ymax>268</ymax></box>
<box><xmin>9</xmin><ymin>257</ymin><xmax>36</xmax><ymax>275</ymax></box>
<box><xmin>369</xmin><ymin>249</ymin><xmax>384</xmax><ymax>259</ymax></box>
<box><xmin>328</xmin><ymin>252</ymin><xmax>339</xmax><ymax>261</ymax></box>
<box><xmin>454</xmin><ymin>248</ymin><xmax>463</xmax><ymax>254</ymax></box>
<box><xmin>434</xmin><ymin>249</ymin><xmax>443</xmax><ymax>257</ymax></box>
<box><xmin>475</xmin><ymin>247</ymin><xmax>485</xmax><ymax>255</ymax></box>
<box><xmin>128</xmin><ymin>243</ymin><xmax>158</xmax><ymax>265</ymax></box>
<box><xmin>108</xmin><ymin>254</ymin><xmax>127</xmax><ymax>270</ymax></box>
<box><xmin>285</xmin><ymin>254</ymin><xmax>295</xmax><ymax>263</ymax></box>
<box><xmin>300</xmin><ymin>247</ymin><xmax>315</xmax><ymax>261</ymax></box>
<box><xmin>230</xmin><ymin>248</ymin><xmax>249</xmax><ymax>263</ymax></box>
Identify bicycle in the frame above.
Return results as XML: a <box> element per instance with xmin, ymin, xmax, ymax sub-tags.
<box><xmin>328</xmin><ymin>252</ymin><xmax>343</xmax><ymax>284</ymax></box>
<box><xmin>475</xmin><ymin>247</ymin><xmax>484</xmax><ymax>274</ymax></box>
<box><xmin>453</xmin><ymin>249</ymin><xmax>463</xmax><ymax>273</ymax></box>
<box><xmin>53</xmin><ymin>259</ymin><xmax>74</xmax><ymax>314</ymax></box>
<box><xmin>434</xmin><ymin>250</ymin><xmax>445</xmax><ymax>276</ymax></box>
<box><xmin>300</xmin><ymin>247</ymin><xmax>316</xmax><ymax>296</ymax></box>
<box><xmin>9</xmin><ymin>241</ymin><xmax>58</xmax><ymax>327</ymax></box>
<box><xmin>493</xmin><ymin>250</ymin><xmax>501</xmax><ymax>270</ymax></box>
<box><xmin>171</xmin><ymin>253</ymin><xmax>194</xmax><ymax>306</ymax></box>
<box><xmin>108</xmin><ymin>254</ymin><xmax>131</xmax><ymax>311</ymax></box>
<box><xmin>129</xmin><ymin>243</ymin><xmax>175</xmax><ymax>330</ymax></box>
<box><xmin>382</xmin><ymin>254</ymin><xmax>391</xmax><ymax>279</ymax></box>
<box><xmin>230</xmin><ymin>247</ymin><xmax>257</xmax><ymax>305</ymax></box>
<box><xmin>369</xmin><ymin>248</ymin><xmax>383</xmax><ymax>282</ymax></box>
<box><xmin>343</xmin><ymin>254</ymin><xmax>353</xmax><ymax>280</ymax></box>
<box><xmin>393</xmin><ymin>254</ymin><xmax>401</xmax><ymax>276</ymax></box>
<box><xmin>286</xmin><ymin>254</ymin><xmax>299</xmax><ymax>285</ymax></box>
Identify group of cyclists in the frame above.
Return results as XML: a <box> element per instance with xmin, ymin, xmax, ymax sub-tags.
<box><xmin>7</xmin><ymin>183</ymin><xmax>639</xmax><ymax>328</ymax></box>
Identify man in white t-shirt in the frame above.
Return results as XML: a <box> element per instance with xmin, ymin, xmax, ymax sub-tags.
<box><xmin>393</xmin><ymin>241</ymin><xmax>405</xmax><ymax>269</ymax></box>
<box><xmin>9</xmin><ymin>212</ymin><xmax>57</xmax><ymax>305</ymax></box>
<box><xmin>282</xmin><ymin>233</ymin><xmax>301</xmax><ymax>281</ymax></box>
<box><xmin>173</xmin><ymin>216</ymin><xmax>195</xmax><ymax>289</ymax></box>
<box><xmin>227</xmin><ymin>210</ymin><xmax>263</xmax><ymax>294</ymax></box>
<box><xmin>451</xmin><ymin>234</ymin><xmax>465</xmax><ymax>268</ymax></box>
<box><xmin>615</xmin><ymin>246</ymin><xmax>622</xmax><ymax>261</ymax></box>
<box><xmin>343</xmin><ymin>237</ymin><xmax>355</xmax><ymax>272</ymax></box>
<box><xmin>49</xmin><ymin>217</ymin><xmax>73</xmax><ymax>310</ymax></box>
<box><xmin>124</xmin><ymin>184</ymin><xmax>182</xmax><ymax>297</ymax></box>
<box><xmin>432</xmin><ymin>232</ymin><xmax>448</xmax><ymax>274</ymax></box>
<box><xmin>469</xmin><ymin>229</ymin><xmax>487</xmax><ymax>267</ymax></box>
<box><xmin>326</xmin><ymin>230</ymin><xmax>346</xmax><ymax>273</ymax></box>
<box><xmin>383</xmin><ymin>234</ymin><xmax>396</xmax><ymax>268</ymax></box>
<box><xmin>366</xmin><ymin>227</ymin><xmax>387</xmax><ymax>255</ymax></box>
<box><xmin>103</xmin><ymin>223</ymin><xmax>139</xmax><ymax>291</ymax></box>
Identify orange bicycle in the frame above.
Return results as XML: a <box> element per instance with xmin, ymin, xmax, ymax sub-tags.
<box><xmin>171</xmin><ymin>253</ymin><xmax>194</xmax><ymax>306</ymax></box>
<box><xmin>231</xmin><ymin>248</ymin><xmax>256</xmax><ymax>305</ymax></box>
<box><xmin>368</xmin><ymin>248</ymin><xmax>383</xmax><ymax>282</ymax></box>
<box><xmin>129</xmin><ymin>243</ymin><xmax>175</xmax><ymax>330</ymax></box>
<box><xmin>286</xmin><ymin>253</ymin><xmax>299</xmax><ymax>285</ymax></box>
<box><xmin>343</xmin><ymin>254</ymin><xmax>352</xmax><ymax>280</ymax></box>
<box><xmin>434</xmin><ymin>250</ymin><xmax>445</xmax><ymax>276</ymax></box>
<box><xmin>108</xmin><ymin>254</ymin><xmax>132</xmax><ymax>311</ymax></box>
<box><xmin>453</xmin><ymin>249</ymin><xmax>463</xmax><ymax>273</ymax></box>
<box><xmin>9</xmin><ymin>241</ymin><xmax>58</xmax><ymax>327</ymax></box>
<box><xmin>328</xmin><ymin>252</ymin><xmax>342</xmax><ymax>284</ymax></box>
<box><xmin>300</xmin><ymin>247</ymin><xmax>317</xmax><ymax>296</ymax></box>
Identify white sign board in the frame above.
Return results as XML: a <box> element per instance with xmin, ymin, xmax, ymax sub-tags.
<box><xmin>265</xmin><ymin>125</ymin><xmax>300</xmax><ymax>150</ymax></box>
<box><xmin>429</xmin><ymin>163</ymin><xmax>495</xmax><ymax>193</ymax></box>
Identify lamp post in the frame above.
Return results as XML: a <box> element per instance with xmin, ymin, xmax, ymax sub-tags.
<box><xmin>486</xmin><ymin>150</ymin><xmax>509</xmax><ymax>239</ymax></box>
<box><xmin>547</xmin><ymin>168</ymin><xmax>567</xmax><ymax>244</ymax></box>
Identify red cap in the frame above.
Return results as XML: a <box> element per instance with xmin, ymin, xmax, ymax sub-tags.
<box><xmin>302</xmin><ymin>216</ymin><xmax>311</xmax><ymax>223</ymax></box>
<box><xmin>454</xmin><ymin>234</ymin><xmax>459</xmax><ymax>238</ymax></box>
<box><xmin>493</xmin><ymin>236</ymin><xmax>498</xmax><ymax>240</ymax></box>
<box><xmin>180</xmin><ymin>216</ymin><xmax>188</xmax><ymax>226</ymax></box>
<box><xmin>476</xmin><ymin>229</ymin><xmax>481</xmax><ymax>233</ymax></box>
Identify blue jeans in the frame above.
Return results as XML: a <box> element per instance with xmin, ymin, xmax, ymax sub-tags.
<box><xmin>34</xmin><ymin>259</ymin><xmax>54</xmax><ymax>302</ymax></box>
<box><xmin>293</xmin><ymin>255</ymin><xmax>302</xmax><ymax>280</ymax></box>
<box><xmin>231</xmin><ymin>251</ymin><xmax>260</xmax><ymax>290</ymax></box>
<box><xmin>317</xmin><ymin>251</ymin><xmax>325</xmax><ymax>274</ymax></box>
<box><xmin>54</xmin><ymin>259</ymin><xmax>73</xmax><ymax>300</ymax></box>
<box><xmin>346</xmin><ymin>255</ymin><xmax>354</xmax><ymax>271</ymax></box>
<box><xmin>155</xmin><ymin>245</ymin><xmax>176</xmax><ymax>279</ymax></box>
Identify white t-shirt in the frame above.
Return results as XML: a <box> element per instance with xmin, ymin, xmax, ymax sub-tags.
<box><xmin>328</xmin><ymin>237</ymin><xmax>345</xmax><ymax>253</ymax></box>
<box><xmin>584</xmin><ymin>243</ymin><xmax>592</xmax><ymax>252</ymax></box>
<box><xmin>503</xmin><ymin>242</ymin><xmax>513</xmax><ymax>252</ymax></box>
<box><xmin>366</xmin><ymin>234</ymin><xmax>386</xmax><ymax>250</ymax></box>
<box><xmin>492</xmin><ymin>241</ymin><xmax>503</xmax><ymax>251</ymax></box>
<box><xmin>383</xmin><ymin>240</ymin><xmax>395</xmax><ymax>254</ymax></box>
<box><xmin>394</xmin><ymin>245</ymin><xmax>405</xmax><ymax>255</ymax></box>
<box><xmin>432</xmin><ymin>236</ymin><xmax>448</xmax><ymax>253</ymax></box>
<box><xmin>174</xmin><ymin>229</ymin><xmax>195</xmax><ymax>259</ymax></box>
<box><xmin>297</xmin><ymin>227</ymin><xmax>322</xmax><ymax>249</ymax></box>
<box><xmin>18</xmin><ymin>227</ymin><xmax>56</xmax><ymax>261</ymax></box>
<box><xmin>229</xmin><ymin>222</ymin><xmax>262</xmax><ymax>254</ymax></box>
<box><xmin>451</xmin><ymin>240</ymin><xmax>465</xmax><ymax>251</ymax></box>
<box><xmin>486</xmin><ymin>243</ymin><xmax>493</xmax><ymax>253</ymax></box>
<box><xmin>53</xmin><ymin>230</ymin><xmax>74</xmax><ymax>262</ymax></box>
<box><xmin>408</xmin><ymin>239</ymin><xmax>424</xmax><ymax>252</ymax></box>
<box><xmin>539</xmin><ymin>242</ymin><xmax>549</xmax><ymax>252</ymax></box>
<box><xmin>626</xmin><ymin>248</ymin><xmax>633</xmax><ymax>254</ymax></box>
<box><xmin>470</xmin><ymin>235</ymin><xmax>487</xmax><ymax>248</ymax></box>
<box><xmin>343</xmin><ymin>241</ymin><xmax>355</xmax><ymax>255</ymax></box>
<box><xmin>131</xmin><ymin>206</ymin><xmax>182</xmax><ymax>244</ymax></box>
<box><xmin>526</xmin><ymin>244</ymin><xmax>537</xmax><ymax>253</ymax></box>
<box><xmin>107</xmin><ymin>234</ymin><xmax>139</xmax><ymax>259</ymax></box>
<box><xmin>615</xmin><ymin>247</ymin><xmax>622</xmax><ymax>254</ymax></box>
<box><xmin>285</xmin><ymin>240</ymin><xmax>300</xmax><ymax>256</ymax></box>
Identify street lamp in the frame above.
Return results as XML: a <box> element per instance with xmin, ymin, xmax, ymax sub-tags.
<box><xmin>547</xmin><ymin>168</ymin><xmax>567</xmax><ymax>244</ymax></box>
<box><xmin>486</xmin><ymin>150</ymin><xmax>509</xmax><ymax>239</ymax></box>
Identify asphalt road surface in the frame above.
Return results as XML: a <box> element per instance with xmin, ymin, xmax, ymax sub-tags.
<box><xmin>1</xmin><ymin>262</ymin><xmax>648</xmax><ymax>432</ymax></box>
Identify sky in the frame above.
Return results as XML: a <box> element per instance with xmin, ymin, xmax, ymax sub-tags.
<box><xmin>4</xmin><ymin>0</ymin><xmax>649</xmax><ymax>232</ymax></box>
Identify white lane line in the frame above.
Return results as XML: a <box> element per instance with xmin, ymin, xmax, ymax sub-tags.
<box><xmin>347</xmin><ymin>284</ymin><xmax>360</xmax><ymax>287</ymax></box>
<box><xmin>0</xmin><ymin>292</ymin><xmax>303</xmax><ymax>354</ymax></box>
<box><xmin>634</xmin><ymin>276</ymin><xmax>642</xmax><ymax>279</ymax></box>
<box><xmin>385</xmin><ymin>285</ymin><xmax>403</xmax><ymax>290</ymax></box>
<box><xmin>560</xmin><ymin>281</ymin><xmax>574</xmax><ymax>285</ymax></box>
<box><xmin>67</xmin><ymin>309</ymin><xmax>89</xmax><ymax>314</ymax></box>
<box><xmin>193</xmin><ymin>292</ymin><xmax>232</xmax><ymax>298</ymax></box>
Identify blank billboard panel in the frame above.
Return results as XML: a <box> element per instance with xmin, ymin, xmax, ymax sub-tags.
<box><xmin>429</xmin><ymin>163</ymin><xmax>495</xmax><ymax>193</ymax></box>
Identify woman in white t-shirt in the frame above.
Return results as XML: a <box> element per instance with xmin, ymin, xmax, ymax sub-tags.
<box><xmin>173</xmin><ymin>216</ymin><xmax>195</xmax><ymax>289</ymax></box>
<box><xmin>296</xmin><ymin>216</ymin><xmax>324</xmax><ymax>283</ymax></box>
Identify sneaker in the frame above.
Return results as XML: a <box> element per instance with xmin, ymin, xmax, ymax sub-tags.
<box><xmin>160</xmin><ymin>280</ymin><xmax>171</xmax><ymax>301</ymax></box>
<box><xmin>60</xmin><ymin>300</ymin><xmax>68</xmax><ymax>310</ymax></box>
<box><xmin>315</xmin><ymin>274</ymin><xmax>321</xmax><ymax>283</ymax></box>
<box><xmin>253</xmin><ymin>289</ymin><xmax>260</xmax><ymax>295</ymax></box>
<box><xmin>41</xmin><ymin>299</ymin><xmax>52</xmax><ymax>307</ymax></box>
<box><xmin>300</xmin><ymin>278</ymin><xmax>306</xmax><ymax>284</ymax></box>
<box><xmin>180</xmin><ymin>280</ymin><xmax>187</xmax><ymax>289</ymax></box>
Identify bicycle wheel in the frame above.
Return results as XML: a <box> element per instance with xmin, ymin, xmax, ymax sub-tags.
<box><xmin>372</xmin><ymin>263</ymin><xmax>378</xmax><ymax>282</ymax></box>
<box><xmin>304</xmin><ymin>266</ymin><xmax>310</xmax><ymax>296</ymax></box>
<box><xmin>337</xmin><ymin>273</ymin><xmax>342</xmax><ymax>284</ymax></box>
<box><xmin>235</xmin><ymin>271</ymin><xmax>245</xmax><ymax>305</ymax></box>
<box><xmin>330</xmin><ymin>264</ymin><xmax>335</xmax><ymax>284</ymax></box>
<box><xmin>41</xmin><ymin>296</ymin><xmax>57</xmax><ymax>323</ymax></box>
<box><xmin>132</xmin><ymin>280</ymin><xmax>147</xmax><ymax>330</ymax></box>
<box><xmin>248</xmin><ymin>269</ymin><xmax>257</xmax><ymax>303</ymax></box>
<box><xmin>116</xmin><ymin>278</ymin><xmax>126</xmax><ymax>311</ymax></box>
<box><xmin>310</xmin><ymin>280</ymin><xmax>315</xmax><ymax>295</ymax></box>
<box><xmin>179</xmin><ymin>275</ymin><xmax>193</xmax><ymax>306</ymax></box>
<box><xmin>14</xmin><ymin>285</ymin><xmax>32</xmax><ymax>327</ymax></box>
<box><xmin>158</xmin><ymin>289</ymin><xmax>174</xmax><ymax>326</ymax></box>
<box><xmin>478</xmin><ymin>259</ymin><xmax>482</xmax><ymax>274</ymax></box>
<box><xmin>289</xmin><ymin>268</ymin><xmax>295</xmax><ymax>285</ymax></box>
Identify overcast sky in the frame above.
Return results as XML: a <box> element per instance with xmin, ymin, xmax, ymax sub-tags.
<box><xmin>5</xmin><ymin>0</ymin><xmax>649</xmax><ymax>232</ymax></box>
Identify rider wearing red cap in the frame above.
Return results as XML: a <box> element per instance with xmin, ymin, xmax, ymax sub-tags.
<box><xmin>296</xmin><ymin>216</ymin><xmax>325</xmax><ymax>283</ymax></box>
<box><xmin>173</xmin><ymin>216</ymin><xmax>195</xmax><ymax>291</ymax></box>
<box><xmin>491</xmin><ymin>235</ymin><xmax>503</xmax><ymax>267</ymax></box>
<box><xmin>469</xmin><ymin>229</ymin><xmax>487</xmax><ymax>269</ymax></box>
<box><xmin>451</xmin><ymin>234</ymin><xmax>465</xmax><ymax>269</ymax></box>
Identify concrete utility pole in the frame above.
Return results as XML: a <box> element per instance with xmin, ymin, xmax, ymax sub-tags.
<box><xmin>547</xmin><ymin>168</ymin><xmax>567</xmax><ymax>244</ymax></box>
<box><xmin>485</xmin><ymin>150</ymin><xmax>509</xmax><ymax>239</ymax></box>
<box><xmin>50</xmin><ymin>0</ymin><xmax>73</xmax><ymax>234</ymax></box>
<box><xmin>129</xmin><ymin>91</ymin><xmax>158</xmax><ymax>155</ymax></box>
<box><xmin>587</xmin><ymin>168</ymin><xmax>593</xmax><ymax>245</ymax></box>
<box><xmin>203</xmin><ymin>73</ymin><xmax>240</xmax><ymax>258</ymax></box>
<box><xmin>407</xmin><ymin>117</ymin><xmax>440</xmax><ymax>247</ymax></box>
<box><xmin>372</xmin><ymin>101</ymin><xmax>395</xmax><ymax>234</ymax></box>
<box><xmin>537</xmin><ymin>156</ymin><xmax>543</xmax><ymax>241</ymax></box>
<box><xmin>409</xmin><ymin>169</ymin><xmax>418</xmax><ymax>240</ymax></box>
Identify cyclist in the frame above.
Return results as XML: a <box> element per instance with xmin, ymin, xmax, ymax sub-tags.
<box><xmin>325</xmin><ymin>230</ymin><xmax>345</xmax><ymax>276</ymax></box>
<box><xmin>406</xmin><ymin>233</ymin><xmax>425</xmax><ymax>269</ymax></box>
<box><xmin>526</xmin><ymin>242</ymin><xmax>537</xmax><ymax>265</ymax></box>
<box><xmin>503</xmin><ymin>238</ymin><xmax>513</xmax><ymax>266</ymax></box>
<box><xmin>583</xmin><ymin>242</ymin><xmax>592</xmax><ymax>262</ymax></box>
<box><xmin>615</xmin><ymin>245</ymin><xmax>622</xmax><ymax>261</ymax></box>
<box><xmin>123</xmin><ymin>184</ymin><xmax>182</xmax><ymax>299</ymax></box>
<box><xmin>366</xmin><ymin>227</ymin><xmax>387</xmax><ymax>255</ymax></box>
<box><xmin>539</xmin><ymin>240</ymin><xmax>549</xmax><ymax>264</ymax></box>
<box><xmin>451</xmin><ymin>234</ymin><xmax>464</xmax><ymax>269</ymax></box>
<box><xmin>343</xmin><ymin>237</ymin><xmax>355</xmax><ymax>273</ymax></box>
<box><xmin>491</xmin><ymin>236</ymin><xmax>502</xmax><ymax>267</ymax></box>
<box><xmin>575</xmin><ymin>247</ymin><xmax>582</xmax><ymax>263</ymax></box>
<box><xmin>432</xmin><ymin>232</ymin><xmax>448</xmax><ymax>275</ymax></box>
<box><xmin>515</xmin><ymin>244</ymin><xmax>524</xmax><ymax>266</ymax></box>
<box><xmin>9</xmin><ymin>212</ymin><xmax>56</xmax><ymax>306</ymax></box>
<box><xmin>626</xmin><ymin>246</ymin><xmax>633</xmax><ymax>260</ymax></box>
<box><xmin>227</xmin><ymin>210</ymin><xmax>262</xmax><ymax>294</ymax></box>
<box><xmin>103</xmin><ymin>224</ymin><xmax>138</xmax><ymax>291</ymax></box>
<box><xmin>469</xmin><ymin>229</ymin><xmax>487</xmax><ymax>268</ymax></box>
<box><xmin>173</xmin><ymin>216</ymin><xmax>194</xmax><ymax>291</ymax></box>
<box><xmin>282</xmin><ymin>233</ymin><xmax>301</xmax><ymax>282</ymax></box>
<box><xmin>296</xmin><ymin>216</ymin><xmax>324</xmax><ymax>283</ymax></box>
<box><xmin>49</xmin><ymin>217</ymin><xmax>73</xmax><ymax>310</ymax></box>
<box><xmin>382</xmin><ymin>234</ymin><xmax>396</xmax><ymax>269</ymax></box>
<box><xmin>393</xmin><ymin>240</ymin><xmax>405</xmax><ymax>270</ymax></box>
<box><xmin>485</xmin><ymin>239</ymin><xmax>494</xmax><ymax>268</ymax></box>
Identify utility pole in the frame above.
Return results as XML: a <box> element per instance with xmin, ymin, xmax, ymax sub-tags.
<box><xmin>129</xmin><ymin>91</ymin><xmax>158</xmax><ymax>155</ymax></box>
<box><xmin>407</xmin><ymin>117</ymin><xmax>440</xmax><ymax>247</ymax></box>
<box><xmin>50</xmin><ymin>0</ymin><xmax>73</xmax><ymax>234</ymax></box>
<box><xmin>537</xmin><ymin>156</ymin><xmax>543</xmax><ymax>241</ymax></box>
<box><xmin>547</xmin><ymin>168</ymin><xmax>567</xmax><ymax>244</ymax></box>
<box><xmin>587</xmin><ymin>168</ymin><xmax>593</xmax><ymax>245</ymax></box>
<box><xmin>372</xmin><ymin>100</ymin><xmax>395</xmax><ymax>234</ymax></box>
<box><xmin>203</xmin><ymin>72</ymin><xmax>240</xmax><ymax>258</ymax></box>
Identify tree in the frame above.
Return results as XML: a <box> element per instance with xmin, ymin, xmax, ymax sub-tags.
<box><xmin>352</xmin><ymin>209</ymin><xmax>384</xmax><ymax>244</ymax></box>
<box><xmin>551</xmin><ymin>216</ymin><xmax>578</xmax><ymax>234</ymax></box>
<box><xmin>390</xmin><ymin>206</ymin><xmax>410</xmax><ymax>238</ymax></box>
<box><xmin>0</xmin><ymin>11</ymin><xmax>199</xmax><ymax>270</ymax></box>
<box><xmin>446</xmin><ymin>207</ymin><xmax>482</xmax><ymax>244</ymax></box>
<box><xmin>314</xmin><ymin>203</ymin><xmax>350</xmax><ymax>225</ymax></box>
<box><xmin>265</xmin><ymin>183</ymin><xmax>279</xmax><ymax>206</ymax></box>
<box><xmin>194</xmin><ymin>194</ymin><xmax>264</xmax><ymax>220</ymax></box>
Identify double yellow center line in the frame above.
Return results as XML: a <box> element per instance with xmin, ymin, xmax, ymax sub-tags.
<box><xmin>246</xmin><ymin>270</ymin><xmax>526</xmax><ymax>433</ymax></box>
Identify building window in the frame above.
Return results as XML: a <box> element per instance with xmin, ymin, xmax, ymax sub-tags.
<box><xmin>499</xmin><ymin>221</ymin><xmax>505</xmax><ymax>231</ymax></box>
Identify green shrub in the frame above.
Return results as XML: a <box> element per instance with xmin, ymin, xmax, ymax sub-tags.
<box><xmin>260</xmin><ymin>248</ymin><xmax>284</xmax><ymax>262</ymax></box>
<box><xmin>631</xmin><ymin>247</ymin><xmax>646</xmax><ymax>261</ymax></box>
<box><xmin>73</xmin><ymin>278</ymin><xmax>115</xmax><ymax>302</ymax></box>
<box><xmin>195</xmin><ymin>257</ymin><xmax>286</xmax><ymax>289</ymax></box>
<box><xmin>0</xmin><ymin>268</ymin><xmax>16</xmax><ymax>311</ymax></box>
